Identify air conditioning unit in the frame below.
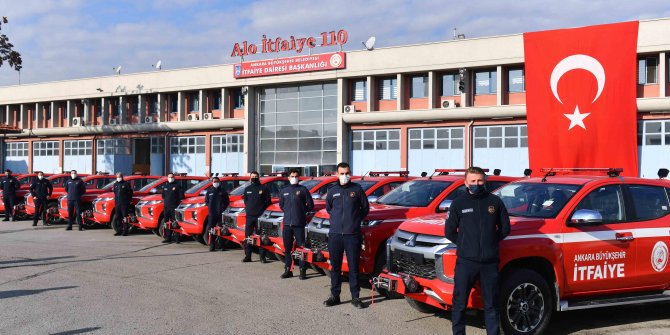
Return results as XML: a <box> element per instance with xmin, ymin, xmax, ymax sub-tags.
<box><xmin>187</xmin><ymin>114</ymin><xmax>199</xmax><ymax>121</ymax></box>
<box><xmin>203</xmin><ymin>113</ymin><xmax>213</xmax><ymax>120</ymax></box>
<box><xmin>71</xmin><ymin>117</ymin><xmax>83</xmax><ymax>127</ymax></box>
<box><xmin>109</xmin><ymin>118</ymin><xmax>118</xmax><ymax>125</ymax></box>
<box><xmin>343</xmin><ymin>105</ymin><xmax>356</xmax><ymax>113</ymax></box>
<box><xmin>144</xmin><ymin>116</ymin><xmax>154</xmax><ymax>123</ymax></box>
<box><xmin>441</xmin><ymin>98</ymin><xmax>457</xmax><ymax>109</ymax></box>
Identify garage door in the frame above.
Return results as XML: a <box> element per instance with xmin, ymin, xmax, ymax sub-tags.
<box><xmin>4</xmin><ymin>142</ymin><xmax>29</xmax><ymax>173</ymax></box>
<box><xmin>63</xmin><ymin>140</ymin><xmax>92</xmax><ymax>174</ymax></box>
<box><xmin>472</xmin><ymin>125</ymin><xmax>528</xmax><ymax>176</ymax></box>
<box><xmin>638</xmin><ymin>120</ymin><xmax>670</xmax><ymax>178</ymax></box>
<box><xmin>211</xmin><ymin>134</ymin><xmax>244</xmax><ymax>175</ymax></box>
<box><xmin>351</xmin><ymin>129</ymin><xmax>401</xmax><ymax>176</ymax></box>
<box><xmin>408</xmin><ymin>127</ymin><xmax>465</xmax><ymax>175</ymax></box>
<box><xmin>33</xmin><ymin>141</ymin><xmax>60</xmax><ymax>173</ymax></box>
<box><xmin>169</xmin><ymin>136</ymin><xmax>206</xmax><ymax>175</ymax></box>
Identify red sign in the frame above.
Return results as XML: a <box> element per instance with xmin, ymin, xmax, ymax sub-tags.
<box><xmin>523</xmin><ymin>21</ymin><xmax>639</xmax><ymax>176</ymax></box>
<box><xmin>233</xmin><ymin>52</ymin><xmax>346</xmax><ymax>79</ymax></box>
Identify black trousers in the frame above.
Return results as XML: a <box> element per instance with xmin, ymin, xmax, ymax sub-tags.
<box><xmin>33</xmin><ymin>198</ymin><xmax>47</xmax><ymax>224</ymax></box>
<box><xmin>451</xmin><ymin>258</ymin><xmax>500</xmax><ymax>335</ymax></box>
<box><xmin>163</xmin><ymin>207</ymin><xmax>176</xmax><ymax>241</ymax></box>
<box><xmin>3</xmin><ymin>195</ymin><xmax>15</xmax><ymax>219</ymax></box>
<box><xmin>67</xmin><ymin>200</ymin><xmax>82</xmax><ymax>228</ymax></box>
<box><xmin>328</xmin><ymin>233</ymin><xmax>361</xmax><ymax>298</ymax></box>
<box><xmin>282</xmin><ymin>225</ymin><xmax>306</xmax><ymax>269</ymax></box>
<box><xmin>244</xmin><ymin>216</ymin><xmax>266</xmax><ymax>258</ymax></box>
<box><xmin>115</xmin><ymin>203</ymin><xmax>130</xmax><ymax>234</ymax></box>
<box><xmin>207</xmin><ymin>207</ymin><xmax>222</xmax><ymax>246</ymax></box>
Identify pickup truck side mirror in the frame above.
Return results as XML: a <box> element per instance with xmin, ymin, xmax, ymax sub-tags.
<box><xmin>569</xmin><ymin>209</ymin><xmax>603</xmax><ymax>226</ymax></box>
<box><xmin>200</xmin><ymin>190</ymin><xmax>207</xmax><ymax>196</ymax></box>
<box><xmin>149</xmin><ymin>188</ymin><xmax>158</xmax><ymax>194</ymax></box>
<box><xmin>367</xmin><ymin>195</ymin><xmax>379</xmax><ymax>203</ymax></box>
<box><xmin>437</xmin><ymin>199</ymin><xmax>453</xmax><ymax>213</ymax></box>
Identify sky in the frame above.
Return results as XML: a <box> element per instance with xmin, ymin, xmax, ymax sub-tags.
<box><xmin>0</xmin><ymin>0</ymin><xmax>669</xmax><ymax>87</ymax></box>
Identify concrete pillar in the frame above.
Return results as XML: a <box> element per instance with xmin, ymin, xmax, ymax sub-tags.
<box><xmin>177</xmin><ymin>91</ymin><xmax>185</xmax><ymax>121</ymax></box>
<box><xmin>65</xmin><ymin>100</ymin><xmax>73</xmax><ymax>126</ymax></box>
<box><xmin>659</xmin><ymin>52</ymin><xmax>666</xmax><ymax>97</ymax></box>
<box><xmin>157</xmin><ymin>93</ymin><xmax>165</xmax><ymax>122</ymax></box>
<box><xmin>198</xmin><ymin>90</ymin><xmax>204</xmax><ymax>119</ymax></box>
<box><xmin>428</xmin><ymin>71</ymin><xmax>436</xmax><ymax>109</ymax></box>
<box><xmin>119</xmin><ymin>96</ymin><xmax>127</xmax><ymax>124</ymax></box>
<box><xmin>336</xmin><ymin>78</ymin><xmax>349</xmax><ymax>164</ymax></box>
<box><xmin>35</xmin><ymin>103</ymin><xmax>43</xmax><ymax>129</ymax></box>
<box><xmin>138</xmin><ymin>95</ymin><xmax>146</xmax><ymax>122</ymax></box>
<box><xmin>221</xmin><ymin>88</ymin><xmax>230</xmax><ymax>119</ymax></box>
<box><xmin>496</xmin><ymin>65</ymin><xmax>503</xmax><ymax>105</ymax></box>
<box><xmin>366</xmin><ymin>76</ymin><xmax>374</xmax><ymax>112</ymax></box>
<box><xmin>4</xmin><ymin>105</ymin><xmax>9</xmax><ymax>125</ymax></box>
<box><xmin>460</xmin><ymin>70</ymin><xmax>469</xmax><ymax>107</ymax></box>
<box><xmin>20</xmin><ymin>104</ymin><xmax>28</xmax><ymax>129</ymax></box>
<box><xmin>49</xmin><ymin>102</ymin><xmax>56</xmax><ymax>127</ymax></box>
<box><xmin>396</xmin><ymin>73</ymin><xmax>403</xmax><ymax>110</ymax></box>
<box><xmin>242</xmin><ymin>86</ymin><xmax>255</xmax><ymax>173</ymax></box>
<box><xmin>83</xmin><ymin>99</ymin><xmax>91</xmax><ymax>125</ymax></box>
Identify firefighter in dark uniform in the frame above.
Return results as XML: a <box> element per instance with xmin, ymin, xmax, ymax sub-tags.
<box><xmin>162</xmin><ymin>173</ymin><xmax>184</xmax><ymax>243</ymax></box>
<box><xmin>242</xmin><ymin>171</ymin><xmax>271</xmax><ymax>263</ymax></box>
<box><xmin>279</xmin><ymin>169</ymin><xmax>313</xmax><ymax>279</ymax></box>
<box><xmin>1</xmin><ymin>169</ymin><xmax>20</xmax><ymax>221</ymax></box>
<box><xmin>323</xmin><ymin>162</ymin><xmax>369</xmax><ymax>309</ymax></box>
<box><xmin>113</xmin><ymin>172</ymin><xmax>133</xmax><ymax>236</ymax></box>
<box><xmin>29</xmin><ymin>171</ymin><xmax>53</xmax><ymax>226</ymax></box>
<box><xmin>64</xmin><ymin>170</ymin><xmax>87</xmax><ymax>231</ymax></box>
<box><xmin>205</xmin><ymin>177</ymin><xmax>230</xmax><ymax>251</ymax></box>
<box><xmin>445</xmin><ymin>167</ymin><xmax>511</xmax><ymax>335</ymax></box>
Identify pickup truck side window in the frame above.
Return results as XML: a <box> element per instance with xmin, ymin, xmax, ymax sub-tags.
<box><xmin>627</xmin><ymin>184</ymin><xmax>670</xmax><ymax>221</ymax></box>
<box><xmin>446</xmin><ymin>185</ymin><xmax>467</xmax><ymax>200</ymax></box>
<box><xmin>574</xmin><ymin>185</ymin><xmax>626</xmax><ymax>223</ymax></box>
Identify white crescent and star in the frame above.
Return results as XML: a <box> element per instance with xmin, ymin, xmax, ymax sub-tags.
<box><xmin>549</xmin><ymin>54</ymin><xmax>606</xmax><ymax>130</ymax></box>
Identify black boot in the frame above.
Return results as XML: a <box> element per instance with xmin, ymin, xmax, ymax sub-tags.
<box><xmin>32</xmin><ymin>221</ymin><xmax>37</xmax><ymax>227</ymax></box>
<box><xmin>299</xmin><ymin>268</ymin><xmax>307</xmax><ymax>280</ymax></box>
<box><xmin>66</xmin><ymin>225</ymin><xmax>72</xmax><ymax>231</ymax></box>
<box><xmin>323</xmin><ymin>295</ymin><xmax>340</xmax><ymax>307</ymax></box>
<box><xmin>280</xmin><ymin>267</ymin><xmax>293</xmax><ymax>279</ymax></box>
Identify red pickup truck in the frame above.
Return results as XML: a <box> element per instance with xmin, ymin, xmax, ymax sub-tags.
<box><xmin>23</xmin><ymin>174</ymin><xmax>90</xmax><ymax>223</ymax></box>
<box><xmin>376</xmin><ymin>168</ymin><xmax>670</xmax><ymax>335</ymax></box>
<box><xmin>1</xmin><ymin>173</ymin><xmax>53</xmax><ymax>216</ymax></box>
<box><xmin>56</xmin><ymin>174</ymin><xmax>118</xmax><ymax>221</ymax></box>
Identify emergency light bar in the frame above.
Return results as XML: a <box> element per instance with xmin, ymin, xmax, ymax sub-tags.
<box><xmin>540</xmin><ymin>168</ymin><xmax>623</xmax><ymax>177</ymax></box>
<box><xmin>174</xmin><ymin>173</ymin><xmax>188</xmax><ymax>177</ymax></box>
<box><xmin>132</xmin><ymin>172</ymin><xmax>147</xmax><ymax>175</ymax></box>
<box><xmin>368</xmin><ymin>171</ymin><xmax>410</xmax><ymax>177</ymax></box>
<box><xmin>267</xmin><ymin>172</ymin><xmax>288</xmax><ymax>176</ymax></box>
<box><xmin>96</xmin><ymin>171</ymin><xmax>111</xmax><ymax>175</ymax></box>
<box><xmin>434</xmin><ymin>168</ymin><xmax>490</xmax><ymax>175</ymax></box>
<box><xmin>218</xmin><ymin>173</ymin><xmax>240</xmax><ymax>177</ymax></box>
<box><xmin>321</xmin><ymin>172</ymin><xmax>335</xmax><ymax>176</ymax></box>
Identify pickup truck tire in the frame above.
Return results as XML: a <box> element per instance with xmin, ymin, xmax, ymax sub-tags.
<box><xmin>196</xmin><ymin>221</ymin><xmax>210</xmax><ymax>245</ymax></box>
<box><xmin>405</xmin><ymin>297</ymin><xmax>438</xmax><ymax>314</ymax></box>
<box><xmin>499</xmin><ymin>268</ymin><xmax>553</xmax><ymax>335</ymax></box>
<box><xmin>152</xmin><ymin>215</ymin><xmax>164</xmax><ymax>236</ymax></box>
<box><xmin>111</xmin><ymin>213</ymin><xmax>120</xmax><ymax>234</ymax></box>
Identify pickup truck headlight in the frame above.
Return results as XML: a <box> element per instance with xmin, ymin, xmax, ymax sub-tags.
<box><xmin>361</xmin><ymin>220</ymin><xmax>383</xmax><ymax>227</ymax></box>
<box><xmin>192</xmin><ymin>203</ymin><xmax>206</xmax><ymax>209</ymax></box>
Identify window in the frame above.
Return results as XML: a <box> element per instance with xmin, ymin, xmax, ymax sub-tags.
<box><xmin>212</xmin><ymin>134</ymin><xmax>244</xmax><ymax>154</ymax></box>
<box><xmin>148</xmin><ymin>96</ymin><xmax>159</xmax><ymax>115</ymax></box>
<box><xmin>351</xmin><ymin>79</ymin><xmax>367</xmax><ymax>101</ymax></box>
<box><xmin>111</xmin><ymin>100</ymin><xmax>119</xmax><ymax>117</ymax></box>
<box><xmin>574</xmin><ymin>185</ymin><xmax>625</xmax><ymax>223</ymax></box>
<box><xmin>410</xmin><ymin>75</ymin><xmax>428</xmax><ymax>98</ymax></box>
<box><xmin>441</xmin><ymin>73</ymin><xmax>459</xmax><ymax>96</ymax></box>
<box><xmin>96</xmin><ymin>139</ymin><xmax>130</xmax><ymax>155</ymax></box>
<box><xmin>627</xmin><ymin>185</ymin><xmax>670</xmax><ymax>221</ymax></box>
<box><xmin>475</xmin><ymin>70</ymin><xmax>497</xmax><ymax>95</ymax></box>
<box><xmin>409</xmin><ymin>127</ymin><xmax>464</xmax><ymax>150</ymax></box>
<box><xmin>212</xmin><ymin>91</ymin><xmax>221</xmax><ymax>110</ymax></box>
<box><xmin>352</xmin><ymin>129</ymin><xmax>400</xmax><ymax>151</ymax></box>
<box><xmin>639</xmin><ymin>121</ymin><xmax>670</xmax><ymax>146</ymax></box>
<box><xmin>378</xmin><ymin>77</ymin><xmax>397</xmax><ymax>100</ymax></box>
<box><xmin>151</xmin><ymin>137</ymin><xmax>164</xmax><ymax>154</ymax></box>
<box><xmin>474</xmin><ymin>125</ymin><xmax>527</xmax><ymax>148</ymax></box>
<box><xmin>94</xmin><ymin>100</ymin><xmax>102</xmax><ymax>117</ymax></box>
<box><xmin>5</xmin><ymin>142</ymin><xmax>28</xmax><ymax>157</ymax></box>
<box><xmin>508</xmin><ymin>68</ymin><xmax>525</xmax><ymax>92</ymax></box>
<box><xmin>170</xmin><ymin>136</ymin><xmax>205</xmax><ymax>154</ymax></box>
<box><xmin>233</xmin><ymin>88</ymin><xmax>245</xmax><ymax>109</ymax></box>
<box><xmin>638</xmin><ymin>57</ymin><xmax>658</xmax><ymax>84</ymax></box>
<box><xmin>63</xmin><ymin>140</ymin><xmax>92</xmax><ymax>156</ymax></box>
<box><xmin>189</xmin><ymin>93</ymin><xmax>199</xmax><ymax>112</ymax></box>
<box><xmin>167</xmin><ymin>93</ymin><xmax>178</xmax><ymax>113</ymax></box>
<box><xmin>33</xmin><ymin>141</ymin><xmax>59</xmax><ymax>157</ymax></box>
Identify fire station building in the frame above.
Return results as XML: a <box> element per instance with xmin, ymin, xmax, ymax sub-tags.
<box><xmin>0</xmin><ymin>18</ymin><xmax>669</xmax><ymax>177</ymax></box>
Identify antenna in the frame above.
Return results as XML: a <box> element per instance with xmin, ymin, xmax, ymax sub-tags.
<box><xmin>362</xmin><ymin>36</ymin><xmax>376</xmax><ymax>51</ymax></box>
<box><xmin>152</xmin><ymin>60</ymin><xmax>162</xmax><ymax>70</ymax></box>
<box><xmin>113</xmin><ymin>66</ymin><xmax>122</xmax><ymax>75</ymax></box>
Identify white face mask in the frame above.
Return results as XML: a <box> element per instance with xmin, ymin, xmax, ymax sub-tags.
<box><xmin>71</xmin><ymin>174</ymin><xmax>77</xmax><ymax>179</ymax></box>
<box><xmin>117</xmin><ymin>177</ymin><xmax>123</xmax><ymax>182</ymax></box>
<box><xmin>212</xmin><ymin>182</ymin><xmax>220</xmax><ymax>188</ymax></box>
<box><xmin>339</xmin><ymin>174</ymin><xmax>350</xmax><ymax>185</ymax></box>
<box><xmin>38</xmin><ymin>175</ymin><xmax>44</xmax><ymax>180</ymax></box>
<box><xmin>289</xmin><ymin>177</ymin><xmax>299</xmax><ymax>185</ymax></box>
<box><xmin>168</xmin><ymin>177</ymin><xmax>175</xmax><ymax>183</ymax></box>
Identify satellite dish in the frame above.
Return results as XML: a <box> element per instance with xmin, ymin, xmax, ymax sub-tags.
<box><xmin>363</xmin><ymin>36</ymin><xmax>376</xmax><ymax>51</ymax></box>
<box><xmin>113</xmin><ymin>66</ymin><xmax>122</xmax><ymax>75</ymax></box>
<box><xmin>153</xmin><ymin>60</ymin><xmax>162</xmax><ymax>70</ymax></box>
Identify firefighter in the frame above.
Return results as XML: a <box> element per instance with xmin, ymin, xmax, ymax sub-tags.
<box><xmin>29</xmin><ymin>171</ymin><xmax>53</xmax><ymax>226</ymax></box>
<box><xmin>161</xmin><ymin>173</ymin><xmax>184</xmax><ymax>243</ymax></box>
<box><xmin>64</xmin><ymin>170</ymin><xmax>86</xmax><ymax>231</ymax></box>
<box><xmin>205</xmin><ymin>176</ymin><xmax>229</xmax><ymax>251</ymax></box>
<box><xmin>445</xmin><ymin>166</ymin><xmax>511</xmax><ymax>335</ymax></box>
<box><xmin>323</xmin><ymin>162</ymin><xmax>369</xmax><ymax>309</ymax></box>
<box><xmin>242</xmin><ymin>171</ymin><xmax>271</xmax><ymax>263</ymax></box>
<box><xmin>279</xmin><ymin>169</ymin><xmax>313</xmax><ymax>279</ymax></box>
<box><xmin>113</xmin><ymin>172</ymin><xmax>133</xmax><ymax>236</ymax></box>
<box><xmin>1</xmin><ymin>169</ymin><xmax>20</xmax><ymax>221</ymax></box>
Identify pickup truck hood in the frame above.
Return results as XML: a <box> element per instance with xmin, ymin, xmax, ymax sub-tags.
<box><xmin>398</xmin><ymin>213</ymin><xmax>548</xmax><ymax>238</ymax></box>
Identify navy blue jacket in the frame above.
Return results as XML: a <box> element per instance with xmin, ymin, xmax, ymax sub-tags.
<box><xmin>243</xmin><ymin>183</ymin><xmax>271</xmax><ymax>217</ymax></box>
<box><xmin>162</xmin><ymin>181</ymin><xmax>184</xmax><ymax>210</ymax></box>
<box><xmin>0</xmin><ymin>175</ymin><xmax>20</xmax><ymax>197</ymax></box>
<box><xmin>325</xmin><ymin>182</ymin><xmax>369</xmax><ymax>235</ymax></box>
<box><xmin>279</xmin><ymin>184</ymin><xmax>314</xmax><ymax>227</ymax></box>
<box><xmin>30</xmin><ymin>178</ymin><xmax>53</xmax><ymax>199</ymax></box>
<box><xmin>113</xmin><ymin>180</ymin><xmax>133</xmax><ymax>206</ymax></box>
<box><xmin>444</xmin><ymin>191</ymin><xmax>511</xmax><ymax>263</ymax></box>
<box><xmin>64</xmin><ymin>177</ymin><xmax>87</xmax><ymax>201</ymax></box>
<box><xmin>205</xmin><ymin>185</ymin><xmax>230</xmax><ymax>215</ymax></box>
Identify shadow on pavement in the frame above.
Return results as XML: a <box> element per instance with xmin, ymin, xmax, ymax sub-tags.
<box><xmin>545</xmin><ymin>301</ymin><xmax>670</xmax><ymax>334</ymax></box>
<box><xmin>0</xmin><ymin>256</ymin><xmax>76</xmax><ymax>265</ymax></box>
<box><xmin>0</xmin><ymin>285</ymin><xmax>78</xmax><ymax>299</ymax></box>
<box><xmin>49</xmin><ymin>326</ymin><xmax>102</xmax><ymax>335</ymax></box>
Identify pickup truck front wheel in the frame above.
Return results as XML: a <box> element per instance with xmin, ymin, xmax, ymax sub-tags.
<box><xmin>499</xmin><ymin>269</ymin><xmax>553</xmax><ymax>335</ymax></box>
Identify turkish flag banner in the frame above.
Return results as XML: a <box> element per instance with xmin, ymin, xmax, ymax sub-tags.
<box><xmin>523</xmin><ymin>21</ymin><xmax>639</xmax><ymax>176</ymax></box>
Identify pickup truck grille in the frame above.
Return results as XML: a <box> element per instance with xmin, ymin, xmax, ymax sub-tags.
<box><xmin>259</xmin><ymin>220</ymin><xmax>279</xmax><ymax>237</ymax></box>
<box><xmin>307</xmin><ymin>231</ymin><xmax>328</xmax><ymax>251</ymax></box>
<box><xmin>222</xmin><ymin>215</ymin><xmax>237</xmax><ymax>229</ymax></box>
<box><xmin>391</xmin><ymin>251</ymin><xmax>436</xmax><ymax>279</ymax></box>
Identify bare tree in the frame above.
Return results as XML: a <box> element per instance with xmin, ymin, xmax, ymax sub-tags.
<box><xmin>0</xmin><ymin>16</ymin><xmax>22</xmax><ymax>71</ymax></box>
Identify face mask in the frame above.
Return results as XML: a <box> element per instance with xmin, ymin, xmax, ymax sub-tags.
<box><xmin>289</xmin><ymin>177</ymin><xmax>299</xmax><ymax>185</ymax></box>
<box><xmin>339</xmin><ymin>174</ymin><xmax>350</xmax><ymax>185</ymax></box>
<box><xmin>117</xmin><ymin>177</ymin><xmax>123</xmax><ymax>182</ymax></box>
<box><xmin>212</xmin><ymin>182</ymin><xmax>220</xmax><ymax>188</ymax></box>
<box><xmin>71</xmin><ymin>174</ymin><xmax>77</xmax><ymax>179</ymax></box>
<box><xmin>168</xmin><ymin>177</ymin><xmax>175</xmax><ymax>183</ymax></box>
<box><xmin>251</xmin><ymin>177</ymin><xmax>260</xmax><ymax>184</ymax></box>
<box><xmin>468</xmin><ymin>183</ymin><xmax>486</xmax><ymax>196</ymax></box>
<box><xmin>38</xmin><ymin>175</ymin><xmax>44</xmax><ymax>180</ymax></box>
